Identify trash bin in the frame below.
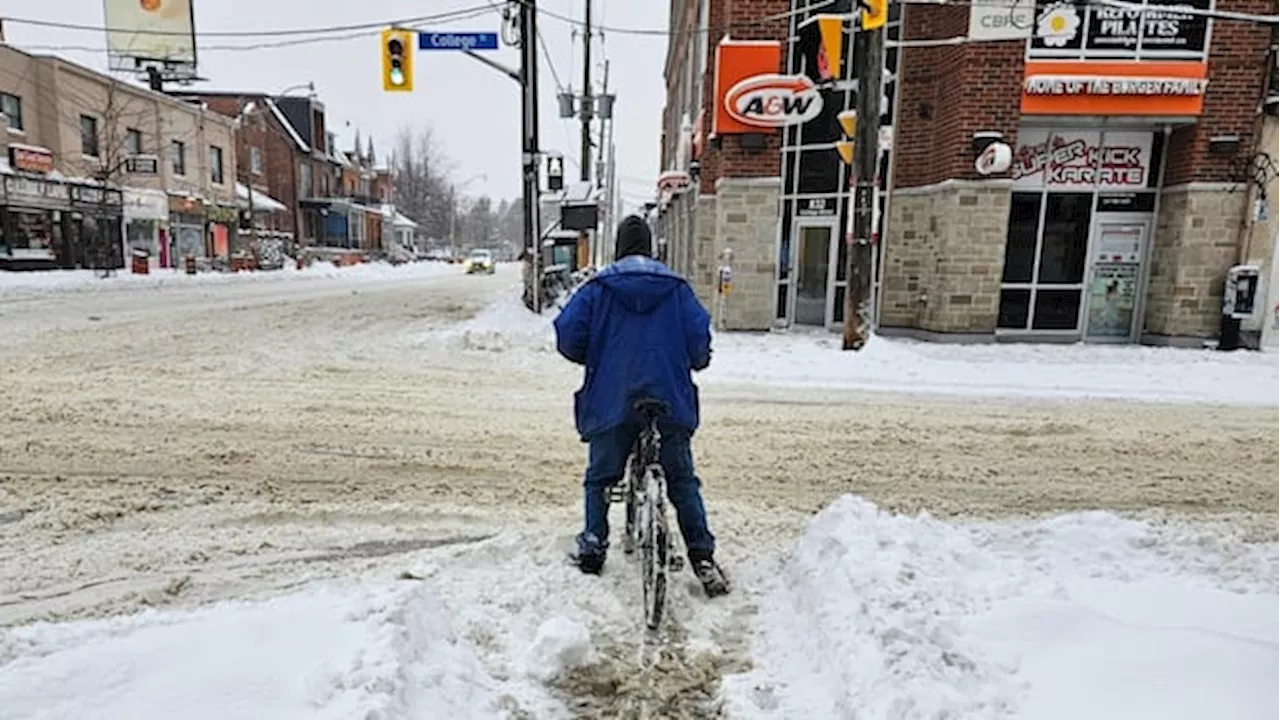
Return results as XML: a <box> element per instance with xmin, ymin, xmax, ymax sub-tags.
<box><xmin>130</xmin><ymin>249</ymin><xmax>149</xmax><ymax>275</ymax></box>
<box><xmin>184</xmin><ymin>254</ymin><xmax>197</xmax><ymax>275</ymax></box>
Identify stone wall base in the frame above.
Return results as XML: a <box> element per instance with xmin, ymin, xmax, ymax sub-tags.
<box><xmin>714</xmin><ymin>177</ymin><xmax>780</xmax><ymax>331</ymax></box>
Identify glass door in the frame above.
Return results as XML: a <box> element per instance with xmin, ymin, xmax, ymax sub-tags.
<box><xmin>998</xmin><ymin>191</ymin><xmax>1092</xmax><ymax>333</ymax></box>
<box><xmin>1083</xmin><ymin>219</ymin><xmax>1148</xmax><ymax>342</ymax></box>
<box><xmin>793</xmin><ymin>222</ymin><xmax>837</xmax><ymax>327</ymax></box>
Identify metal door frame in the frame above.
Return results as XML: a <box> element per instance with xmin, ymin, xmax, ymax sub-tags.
<box><xmin>1081</xmin><ymin>214</ymin><xmax>1152</xmax><ymax>343</ymax></box>
<box><xmin>788</xmin><ymin>214</ymin><xmax>842</xmax><ymax>328</ymax></box>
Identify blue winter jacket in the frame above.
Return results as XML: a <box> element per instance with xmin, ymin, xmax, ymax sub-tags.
<box><xmin>553</xmin><ymin>255</ymin><xmax>712</xmax><ymax>441</ymax></box>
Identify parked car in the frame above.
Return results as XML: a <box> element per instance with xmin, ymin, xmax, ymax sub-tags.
<box><xmin>465</xmin><ymin>248</ymin><xmax>496</xmax><ymax>274</ymax></box>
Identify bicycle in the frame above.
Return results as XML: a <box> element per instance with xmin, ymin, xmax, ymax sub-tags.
<box><xmin>609</xmin><ymin>397</ymin><xmax>684</xmax><ymax>631</ymax></box>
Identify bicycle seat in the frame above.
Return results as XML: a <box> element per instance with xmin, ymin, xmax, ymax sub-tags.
<box><xmin>632</xmin><ymin>398</ymin><xmax>670</xmax><ymax>418</ymax></box>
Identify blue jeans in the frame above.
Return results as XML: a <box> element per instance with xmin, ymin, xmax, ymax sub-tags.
<box><xmin>577</xmin><ymin>422</ymin><xmax>716</xmax><ymax>557</ymax></box>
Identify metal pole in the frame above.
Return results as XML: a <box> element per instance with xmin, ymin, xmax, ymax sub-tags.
<box><xmin>842</xmin><ymin>25</ymin><xmax>884</xmax><ymax>351</ymax></box>
<box><xmin>520</xmin><ymin>0</ymin><xmax>543</xmax><ymax>313</ymax></box>
<box><xmin>579</xmin><ymin>0</ymin><xmax>592</xmax><ymax>183</ymax></box>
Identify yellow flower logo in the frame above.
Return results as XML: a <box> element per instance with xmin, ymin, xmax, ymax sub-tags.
<box><xmin>1037</xmin><ymin>3</ymin><xmax>1081</xmax><ymax>47</ymax></box>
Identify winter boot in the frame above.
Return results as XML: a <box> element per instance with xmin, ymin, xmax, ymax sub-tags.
<box><xmin>689</xmin><ymin>549</ymin><xmax>730</xmax><ymax>597</ymax></box>
<box><xmin>570</xmin><ymin>532</ymin><xmax>608</xmax><ymax>576</ymax></box>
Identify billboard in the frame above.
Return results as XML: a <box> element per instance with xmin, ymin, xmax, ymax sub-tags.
<box><xmin>104</xmin><ymin>0</ymin><xmax>196</xmax><ymax>76</ymax></box>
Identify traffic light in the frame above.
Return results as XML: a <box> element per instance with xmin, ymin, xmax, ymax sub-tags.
<box><xmin>381</xmin><ymin>28</ymin><xmax>414</xmax><ymax>92</ymax></box>
<box><xmin>797</xmin><ymin>14</ymin><xmax>846</xmax><ymax>83</ymax></box>
<box><xmin>835</xmin><ymin>110</ymin><xmax>856</xmax><ymax>165</ymax></box>
<box><xmin>859</xmin><ymin>0</ymin><xmax>888</xmax><ymax>31</ymax></box>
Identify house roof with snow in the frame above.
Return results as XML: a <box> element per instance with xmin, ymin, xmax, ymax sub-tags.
<box><xmin>237</xmin><ymin>182</ymin><xmax>288</xmax><ymax>213</ymax></box>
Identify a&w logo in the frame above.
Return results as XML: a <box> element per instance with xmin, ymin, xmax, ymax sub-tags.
<box><xmin>724</xmin><ymin>74</ymin><xmax>824</xmax><ymax>128</ymax></box>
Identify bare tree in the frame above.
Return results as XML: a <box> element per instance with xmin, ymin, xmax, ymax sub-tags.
<box><xmin>391</xmin><ymin>125</ymin><xmax>454</xmax><ymax>241</ymax></box>
<box><xmin>79</xmin><ymin>79</ymin><xmax>150</xmax><ymax>274</ymax></box>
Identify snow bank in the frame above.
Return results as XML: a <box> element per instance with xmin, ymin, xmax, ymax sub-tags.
<box><xmin>724</xmin><ymin>496</ymin><xmax>1279</xmax><ymax>720</ymax></box>
<box><xmin>0</xmin><ymin>260</ymin><xmax>458</xmax><ymax>297</ymax></box>
<box><xmin>428</xmin><ymin>283</ymin><xmax>557</xmax><ymax>354</ymax></box>
<box><xmin>702</xmin><ymin>331</ymin><xmax>1278</xmax><ymax>405</ymax></box>
<box><xmin>0</xmin><ymin>582</ymin><xmax>555</xmax><ymax>720</ymax></box>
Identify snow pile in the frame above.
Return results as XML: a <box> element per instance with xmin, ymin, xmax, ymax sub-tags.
<box><xmin>704</xmin><ymin>331</ymin><xmax>1279</xmax><ymax>405</ymax></box>
<box><xmin>723</xmin><ymin>497</ymin><xmax>1023</xmax><ymax>719</ymax></box>
<box><xmin>0</xmin><ymin>582</ymin><xmax>556</xmax><ymax>720</ymax></box>
<box><xmin>439</xmin><ymin>285</ymin><xmax>557</xmax><ymax>354</ymax></box>
<box><xmin>0</xmin><ymin>260</ymin><xmax>458</xmax><ymax>298</ymax></box>
<box><xmin>522</xmin><ymin>616</ymin><xmax>594</xmax><ymax>682</ymax></box>
<box><xmin>725</xmin><ymin>496</ymin><xmax>1279</xmax><ymax>720</ymax></box>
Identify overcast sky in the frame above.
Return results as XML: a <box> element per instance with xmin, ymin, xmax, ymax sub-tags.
<box><xmin>4</xmin><ymin>0</ymin><xmax>668</xmax><ymax>210</ymax></box>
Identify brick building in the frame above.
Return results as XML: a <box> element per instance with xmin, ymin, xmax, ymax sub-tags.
<box><xmin>659</xmin><ymin>0</ymin><xmax>1277</xmax><ymax>345</ymax></box>
<box><xmin>0</xmin><ymin>44</ymin><xmax>237</xmax><ymax>271</ymax></box>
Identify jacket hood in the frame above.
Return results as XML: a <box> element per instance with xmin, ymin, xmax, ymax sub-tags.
<box><xmin>593</xmin><ymin>256</ymin><xmax>685</xmax><ymax>314</ymax></box>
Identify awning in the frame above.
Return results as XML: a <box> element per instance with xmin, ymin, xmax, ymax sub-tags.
<box><xmin>236</xmin><ymin>182</ymin><xmax>287</xmax><ymax>213</ymax></box>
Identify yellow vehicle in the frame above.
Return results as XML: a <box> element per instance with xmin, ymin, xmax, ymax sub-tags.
<box><xmin>465</xmin><ymin>248</ymin><xmax>495</xmax><ymax>274</ymax></box>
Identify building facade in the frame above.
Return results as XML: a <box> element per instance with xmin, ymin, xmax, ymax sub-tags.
<box><xmin>0</xmin><ymin>45</ymin><xmax>237</xmax><ymax>270</ymax></box>
<box><xmin>659</xmin><ymin>0</ymin><xmax>1276</xmax><ymax>345</ymax></box>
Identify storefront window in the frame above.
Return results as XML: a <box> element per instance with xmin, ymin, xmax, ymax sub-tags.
<box><xmin>126</xmin><ymin>218</ymin><xmax>157</xmax><ymax>254</ymax></box>
<box><xmin>1002</xmin><ymin>193</ymin><xmax>1042</xmax><ymax>283</ymax></box>
<box><xmin>1038</xmin><ymin>193</ymin><xmax>1091</xmax><ymax>284</ymax></box>
<box><xmin>6</xmin><ymin>210</ymin><xmax>54</xmax><ymax>252</ymax></box>
<box><xmin>797</xmin><ymin>150</ymin><xmax>841</xmax><ymax>194</ymax></box>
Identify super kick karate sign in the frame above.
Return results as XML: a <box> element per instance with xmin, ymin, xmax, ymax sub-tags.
<box><xmin>1011</xmin><ymin>130</ymin><xmax>1154</xmax><ymax>189</ymax></box>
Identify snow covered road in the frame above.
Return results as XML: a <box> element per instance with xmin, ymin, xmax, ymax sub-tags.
<box><xmin>0</xmin><ymin>263</ymin><xmax>1276</xmax><ymax>718</ymax></box>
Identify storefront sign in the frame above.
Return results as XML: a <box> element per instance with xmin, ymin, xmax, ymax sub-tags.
<box><xmin>168</xmin><ymin>194</ymin><xmax>205</xmax><ymax>215</ymax></box>
<box><xmin>796</xmin><ymin>197</ymin><xmax>837</xmax><ymax>216</ymax></box>
<box><xmin>70</xmin><ymin>185</ymin><xmax>123</xmax><ymax>208</ymax></box>
<box><xmin>975</xmin><ymin>141</ymin><xmax>1014</xmax><ymax>176</ymax></box>
<box><xmin>1030</xmin><ymin>0</ymin><xmax>1210</xmax><ymax>58</ymax></box>
<box><xmin>125</xmin><ymin>155</ymin><xmax>160</xmax><ymax>175</ymax></box>
<box><xmin>712</xmin><ymin>39</ymin><xmax>785</xmax><ymax>136</ymax></box>
<box><xmin>968</xmin><ymin>0</ymin><xmax>1034</xmax><ymax>41</ymax></box>
<box><xmin>1012</xmin><ymin>130</ymin><xmax>1154</xmax><ymax>189</ymax></box>
<box><xmin>207</xmin><ymin>204</ymin><xmax>239</xmax><ymax>224</ymax></box>
<box><xmin>1021</xmin><ymin>60</ymin><xmax>1208</xmax><ymax>115</ymax></box>
<box><xmin>3</xmin><ymin>175</ymin><xmax>70</xmax><ymax>209</ymax></box>
<box><xmin>8</xmin><ymin>144</ymin><xmax>55</xmax><ymax>174</ymax></box>
<box><xmin>725</xmin><ymin>74</ymin><xmax>824</xmax><ymax>129</ymax></box>
<box><xmin>657</xmin><ymin>170</ymin><xmax>692</xmax><ymax>195</ymax></box>
<box><xmin>123</xmin><ymin>189</ymin><xmax>169</xmax><ymax>220</ymax></box>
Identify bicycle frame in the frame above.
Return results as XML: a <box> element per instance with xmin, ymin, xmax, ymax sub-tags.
<box><xmin>609</xmin><ymin>404</ymin><xmax>684</xmax><ymax>630</ymax></box>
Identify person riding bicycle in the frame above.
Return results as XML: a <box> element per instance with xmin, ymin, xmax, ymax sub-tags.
<box><xmin>553</xmin><ymin>215</ymin><xmax>729</xmax><ymax>597</ymax></box>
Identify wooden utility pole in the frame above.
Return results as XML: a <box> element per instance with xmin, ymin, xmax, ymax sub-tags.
<box><xmin>579</xmin><ymin>0</ymin><xmax>593</xmax><ymax>183</ymax></box>
<box><xmin>842</xmin><ymin>20</ymin><xmax>884</xmax><ymax>350</ymax></box>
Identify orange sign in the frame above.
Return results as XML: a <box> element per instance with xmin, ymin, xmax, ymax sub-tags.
<box><xmin>712</xmin><ymin>40</ymin><xmax>782</xmax><ymax>136</ymax></box>
<box><xmin>8</xmin><ymin>144</ymin><xmax>54</xmax><ymax>174</ymax></box>
<box><xmin>1022</xmin><ymin>61</ymin><xmax>1209</xmax><ymax>116</ymax></box>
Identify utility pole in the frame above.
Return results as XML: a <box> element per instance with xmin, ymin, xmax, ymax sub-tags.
<box><xmin>579</xmin><ymin>0</ymin><xmax>593</xmax><ymax>183</ymax></box>
<box><xmin>519</xmin><ymin>0</ymin><xmax>542</xmax><ymax>313</ymax></box>
<box><xmin>842</xmin><ymin>24</ymin><xmax>884</xmax><ymax>350</ymax></box>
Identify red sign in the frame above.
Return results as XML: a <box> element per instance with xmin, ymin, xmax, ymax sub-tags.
<box><xmin>712</xmin><ymin>40</ymin><xmax>783</xmax><ymax>136</ymax></box>
<box><xmin>1021</xmin><ymin>60</ymin><xmax>1209</xmax><ymax>116</ymax></box>
<box><xmin>724</xmin><ymin>74</ymin><xmax>823</xmax><ymax>129</ymax></box>
<box><xmin>8</xmin><ymin>144</ymin><xmax>54</xmax><ymax>174</ymax></box>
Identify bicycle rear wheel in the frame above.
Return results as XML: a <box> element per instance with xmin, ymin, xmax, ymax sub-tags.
<box><xmin>641</xmin><ymin>466</ymin><xmax>669</xmax><ymax>631</ymax></box>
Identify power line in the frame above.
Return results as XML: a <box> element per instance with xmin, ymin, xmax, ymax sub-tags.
<box><xmin>0</xmin><ymin>6</ymin><xmax>495</xmax><ymax>37</ymax></box>
<box><xmin>13</xmin><ymin>7</ymin><xmax>497</xmax><ymax>54</ymax></box>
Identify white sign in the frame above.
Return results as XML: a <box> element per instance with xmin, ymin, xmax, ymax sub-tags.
<box><xmin>1023</xmin><ymin>75</ymin><xmax>1208</xmax><ymax>96</ymax></box>
<box><xmin>1012</xmin><ymin>130</ymin><xmax>1154</xmax><ymax>190</ymax></box>
<box><xmin>968</xmin><ymin>0</ymin><xmax>1034</xmax><ymax>41</ymax></box>
<box><xmin>975</xmin><ymin>141</ymin><xmax>1014</xmax><ymax>176</ymax></box>
<box><xmin>724</xmin><ymin>74</ymin><xmax>824</xmax><ymax>129</ymax></box>
<box><xmin>123</xmin><ymin>188</ymin><xmax>169</xmax><ymax>220</ymax></box>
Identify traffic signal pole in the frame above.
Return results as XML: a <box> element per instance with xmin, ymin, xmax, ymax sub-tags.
<box><xmin>521</xmin><ymin>0</ymin><xmax>543</xmax><ymax>313</ymax></box>
<box><xmin>842</xmin><ymin>8</ymin><xmax>885</xmax><ymax>350</ymax></box>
